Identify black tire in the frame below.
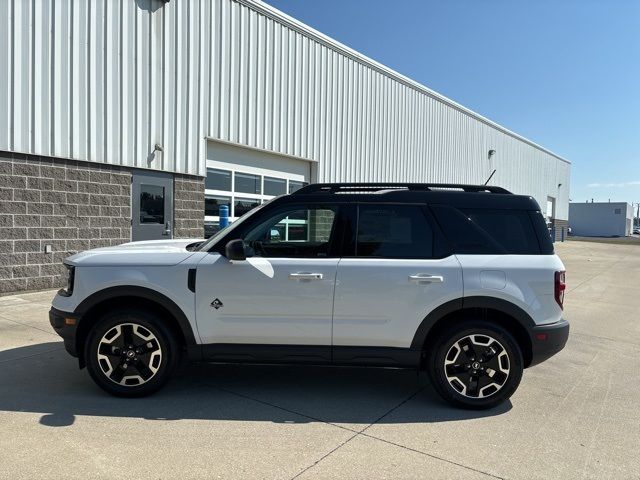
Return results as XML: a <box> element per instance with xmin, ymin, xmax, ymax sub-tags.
<box><xmin>85</xmin><ymin>309</ymin><xmax>179</xmax><ymax>397</ymax></box>
<box><xmin>426</xmin><ymin>320</ymin><xmax>523</xmax><ymax>409</ymax></box>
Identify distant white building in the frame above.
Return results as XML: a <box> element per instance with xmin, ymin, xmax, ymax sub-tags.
<box><xmin>569</xmin><ymin>202</ymin><xmax>633</xmax><ymax>237</ymax></box>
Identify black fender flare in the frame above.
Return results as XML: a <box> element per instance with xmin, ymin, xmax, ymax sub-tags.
<box><xmin>74</xmin><ymin>286</ymin><xmax>198</xmax><ymax>346</ymax></box>
<box><xmin>410</xmin><ymin>296</ymin><xmax>535</xmax><ymax>349</ymax></box>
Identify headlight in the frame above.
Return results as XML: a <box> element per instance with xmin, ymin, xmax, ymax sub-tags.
<box><xmin>59</xmin><ymin>264</ymin><xmax>75</xmax><ymax>297</ymax></box>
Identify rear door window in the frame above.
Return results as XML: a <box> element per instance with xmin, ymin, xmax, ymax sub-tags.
<box><xmin>355</xmin><ymin>205</ymin><xmax>434</xmax><ymax>258</ymax></box>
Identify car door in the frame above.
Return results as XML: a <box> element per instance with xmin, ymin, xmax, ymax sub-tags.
<box><xmin>332</xmin><ymin>203</ymin><xmax>463</xmax><ymax>358</ymax></box>
<box><xmin>195</xmin><ymin>204</ymin><xmax>342</xmax><ymax>362</ymax></box>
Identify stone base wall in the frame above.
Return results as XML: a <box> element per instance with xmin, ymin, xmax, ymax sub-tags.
<box><xmin>1</xmin><ymin>152</ymin><xmax>132</xmax><ymax>293</ymax></box>
<box><xmin>174</xmin><ymin>176</ymin><xmax>205</xmax><ymax>238</ymax></box>
<box><xmin>553</xmin><ymin>219</ymin><xmax>570</xmax><ymax>242</ymax></box>
<box><xmin>1</xmin><ymin>151</ymin><xmax>207</xmax><ymax>294</ymax></box>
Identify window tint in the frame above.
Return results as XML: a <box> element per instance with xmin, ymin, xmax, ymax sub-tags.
<box><xmin>431</xmin><ymin>205</ymin><xmax>541</xmax><ymax>255</ymax></box>
<box><xmin>430</xmin><ymin>205</ymin><xmax>500</xmax><ymax>254</ymax></box>
<box><xmin>529</xmin><ymin>211</ymin><xmax>554</xmax><ymax>254</ymax></box>
<box><xmin>205</xmin><ymin>168</ymin><xmax>231</xmax><ymax>191</ymax></box>
<box><xmin>204</xmin><ymin>222</ymin><xmax>220</xmax><ymax>238</ymax></box>
<box><xmin>463</xmin><ymin>209</ymin><xmax>540</xmax><ymax>254</ymax></box>
<box><xmin>356</xmin><ymin>205</ymin><xmax>433</xmax><ymax>258</ymax></box>
<box><xmin>139</xmin><ymin>184</ymin><xmax>164</xmax><ymax>224</ymax></box>
<box><xmin>234</xmin><ymin>172</ymin><xmax>261</xmax><ymax>194</ymax></box>
<box><xmin>244</xmin><ymin>206</ymin><xmax>338</xmax><ymax>258</ymax></box>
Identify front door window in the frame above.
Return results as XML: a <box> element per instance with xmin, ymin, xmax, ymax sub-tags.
<box><xmin>244</xmin><ymin>206</ymin><xmax>338</xmax><ymax>258</ymax></box>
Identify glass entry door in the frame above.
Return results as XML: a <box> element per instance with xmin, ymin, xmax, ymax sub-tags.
<box><xmin>132</xmin><ymin>170</ymin><xmax>174</xmax><ymax>241</ymax></box>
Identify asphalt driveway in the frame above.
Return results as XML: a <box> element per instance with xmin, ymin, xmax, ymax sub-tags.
<box><xmin>0</xmin><ymin>240</ymin><xmax>638</xmax><ymax>479</ymax></box>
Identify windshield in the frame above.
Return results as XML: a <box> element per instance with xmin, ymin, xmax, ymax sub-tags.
<box><xmin>196</xmin><ymin>200</ymin><xmax>272</xmax><ymax>252</ymax></box>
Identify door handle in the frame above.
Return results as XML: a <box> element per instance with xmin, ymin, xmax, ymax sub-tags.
<box><xmin>289</xmin><ymin>272</ymin><xmax>323</xmax><ymax>281</ymax></box>
<box><xmin>409</xmin><ymin>274</ymin><xmax>444</xmax><ymax>284</ymax></box>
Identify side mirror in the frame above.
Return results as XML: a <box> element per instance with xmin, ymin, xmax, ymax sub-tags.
<box><xmin>225</xmin><ymin>239</ymin><xmax>250</xmax><ymax>261</ymax></box>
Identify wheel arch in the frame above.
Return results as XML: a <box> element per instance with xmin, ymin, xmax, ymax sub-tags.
<box><xmin>74</xmin><ymin>286</ymin><xmax>198</xmax><ymax>367</ymax></box>
<box><xmin>412</xmin><ymin>297</ymin><xmax>534</xmax><ymax>368</ymax></box>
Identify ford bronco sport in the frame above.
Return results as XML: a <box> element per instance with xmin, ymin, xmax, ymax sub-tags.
<box><xmin>50</xmin><ymin>183</ymin><xmax>569</xmax><ymax>409</ymax></box>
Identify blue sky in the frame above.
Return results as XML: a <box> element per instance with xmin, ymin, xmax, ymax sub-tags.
<box><xmin>265</xmin><ymin>0</ymin><xmax>640</xmax><ymax>205</ymax></box>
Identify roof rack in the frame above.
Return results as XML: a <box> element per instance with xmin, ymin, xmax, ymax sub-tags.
<box><xmin>293</xmin><ymin>183</ymin><xmax>512</xmax><ymax>195</ymax></box>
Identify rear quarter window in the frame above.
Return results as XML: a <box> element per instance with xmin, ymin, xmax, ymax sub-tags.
<box><xmin>463</xmin><ymin>209</ymin><xmax>541</xmax><ymax>255</ymax></box>
<box><xmin>431</xmin><ymin>205</ymin><xmax>543</xmax><ymax>255</ymax></box>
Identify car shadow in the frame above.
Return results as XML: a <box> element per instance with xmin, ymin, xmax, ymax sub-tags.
<box><xmin>0</xmin><ymin>342</ymin><xmax>511</xmax><ymax>427</ymax></box>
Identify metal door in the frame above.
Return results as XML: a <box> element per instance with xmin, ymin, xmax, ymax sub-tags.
<box><xmin>132</xmin><ymin>170</ymin><xmax>174</xmax><ymax>241</ymax></box>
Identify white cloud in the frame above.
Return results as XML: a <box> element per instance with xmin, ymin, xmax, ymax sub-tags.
<box><xmin>587</xmin><ymin>181</ymin><xmax>640</xmax><ymax>188</ymax></box>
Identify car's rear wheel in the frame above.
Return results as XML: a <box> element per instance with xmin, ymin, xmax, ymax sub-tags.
<box><xmin>85</xmin><ymin>309</ymin><xmax>179</xmax><ymax>397</ymax></box>
<box><xmin>427</xmin><ymin>320</ymin><xmax>523</xmax><ymax>409</ymax></box>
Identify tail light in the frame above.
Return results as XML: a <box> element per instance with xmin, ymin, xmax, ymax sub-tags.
<box><xmin>555</xmin><ymin>271</ymin><xmax>566</xmax><ymax>309</ymax></box>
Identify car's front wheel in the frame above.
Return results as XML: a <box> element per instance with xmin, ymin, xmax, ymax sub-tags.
<box><xmin>85</xmin><ymin>309</ymin><xmax>179</xmax><ymax>397</ymax></box>
<box><xmin>427</xmin><ymin>320</ymin><xmax>523</xmax><ymax>409</ymax></box>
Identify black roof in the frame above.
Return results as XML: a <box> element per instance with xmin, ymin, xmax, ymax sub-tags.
<box><xmin>280</xmin><ymin>183</ymin><xmax>541</xmax><ymax>211</ymax></box>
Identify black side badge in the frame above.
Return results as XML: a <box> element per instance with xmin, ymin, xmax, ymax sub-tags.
<box><xmin>211</xmin><ymin>298</ymin><xmax>223</xmax><ymax>309</ymax></box>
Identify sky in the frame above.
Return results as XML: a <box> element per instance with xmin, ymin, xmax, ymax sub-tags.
<box><xmin>265</xmin><ymin>0</ymin><xmax>640</xmax><ymax>205</ymax></box>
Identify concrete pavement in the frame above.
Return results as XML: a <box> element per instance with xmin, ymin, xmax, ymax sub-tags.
<box><xmin>0</xmin><ymin>240</ymin><xmax>639</xmax><ymax>479</ymax></box>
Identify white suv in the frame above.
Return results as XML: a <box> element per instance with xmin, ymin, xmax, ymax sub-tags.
<box><xmin>50</xmin><ymin>183</ymin><xmax>569</xmax><ymax>409</ymax></box>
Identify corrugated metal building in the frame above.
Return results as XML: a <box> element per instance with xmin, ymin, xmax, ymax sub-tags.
<box><xmin>0</xmin><ymin>0</ymin><xmax>571</xmax><ymax>293</ymax></box>
<box><xmin>569</xmin><ymin>202</ymin><xmax>633</xmax><ymax>237</ymax></box>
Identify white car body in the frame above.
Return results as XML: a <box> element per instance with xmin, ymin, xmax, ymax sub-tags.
<box><xmin>52</xmin><ymin>240</ymin><xmax>564</xmax><ymax>348</ymax></box>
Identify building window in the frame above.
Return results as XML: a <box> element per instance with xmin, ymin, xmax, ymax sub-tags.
<box><xmin>204</xmin><ymin>165</ymin><xmax>307</xmax><ymax>230</ymax></box>
<box><xmin>234</xmin><ymin>198</ymin><xmax>261</xmax><ymax>218</ymax></box>
<box><xmin>614</xmin><ymin>208</ymin><xmax>622</xmax><ymax>214</ymax></box>
<box><xmin>264</xmin><ymin>176</ymin><xmax>287</xmax><ymax>196</ymax></box>
<box><xmin>205</xmin><ymin>168</ymin><xmax>232</xmax><ymax>191</ymax></box>
<box><xmin>205</xmin><ymin>195</ymin><xmax>231</xmax><ymax>217</ymax></box>
<box><xmin>289</xmin><ymin>180</ymin><xmax>308</xmax><ymax>193</ymax></box>
<box><xmin>234</xmin><ymin>172</ymin><xmax>261</xmax><ymax>194</ymax></box>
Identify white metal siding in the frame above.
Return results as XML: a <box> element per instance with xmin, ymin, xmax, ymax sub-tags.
<box><xmin>0</xmin><ymin>0</ymin><xmax>206</xmax><ymax>176</ymax></box>
<box><xmin>0</xmin><ymin>0</ymin><xmax>570</xmax><ymax>219</ymax></box>
<box><xmin>207</xmin><ymin>0</ymin><xmax>570</xmax><ymax>219</ymax></box>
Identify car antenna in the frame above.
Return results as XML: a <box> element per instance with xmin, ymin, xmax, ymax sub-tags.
<box><xmin>484</xmin><ymin>169</ymin><xmax>497</xmax><ymax>186</ymax></box>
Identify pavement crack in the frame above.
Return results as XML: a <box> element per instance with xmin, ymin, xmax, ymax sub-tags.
<box><xmin>201</xmin><ymin>381</ymin><xmax>359</xmax><ymax>435</ymax></box>
<box><xmin>289</xmin><ymin>431</ymin><xmax>361</xmax><ymax>480</ymax></box>
<box><xmin>359</xmin><ymin>431</ymin><xmax>505</xmax><ymax>480</ymax></box>
<box><xmin>206</xmin><ymin>381</ymin><xmax>506</xmax><ymax>479</ymax></box>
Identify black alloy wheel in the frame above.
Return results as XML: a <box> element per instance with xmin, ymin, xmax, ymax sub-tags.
<box><xmin>427</xmin><ymin>320</ymin><xmax>523</xmax><ymax>409</ymax></box>
<box><xmin>85</xmin><ymin>309</ymin><xmax>179</xmax><ymax>397</ymax></box>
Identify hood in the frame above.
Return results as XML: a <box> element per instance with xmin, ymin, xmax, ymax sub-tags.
<box><xmin>65</xmin><ymin>238</ymin><xmax>205</xmax><ymax>267</ymax></box>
